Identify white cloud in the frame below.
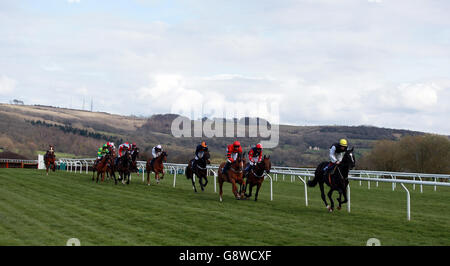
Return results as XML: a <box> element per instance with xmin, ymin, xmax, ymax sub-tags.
<box><xmin>1</xmin><ymin>1</ymin><xmax>450</xmax><ymax>135</ymax></box>
<box><xmin>0</xmin><ymin>75</ymin><xmax>16</xmax><ymax>95</ymax></box>
<box><xmin>67</xmin><ymin>0</ymin><xmax>80</xmax><ymax>4</ymax></box>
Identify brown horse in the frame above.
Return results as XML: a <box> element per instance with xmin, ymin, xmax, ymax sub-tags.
<box><xmin>244</xmin><ymin>155</ymin><xmax>272</xmax><ymax>201</ymax></box>
<box><xmin>130</xmin><ymin>147</ymin><xmax>140</xmax><ymax>177</ymax></box>
<box><xmin>92</xmin><ymin>154</ymin><xmax>110</xmax><ymax>183</ymax></box>
<box><xmin>146</xmin><ymin>151</ymin><xmax>167</xmax><ymax>185</ymax></box>
<box><xmin>106</xmin><ymin>149</ymin><xmax>117</xmax><ymax>182</ymax></box>
<box><xmin>185</xmin><ymin>150</ymin><xmax>211</xmax><ymax>193</ymax></box>
<box><xmin>44</xmin><ymin>150</ymin><xmax>56</xmax><ymax>176</ymax></box>
<box><xmin>218</xmin><ymin>152</ymin><xmax>246</xmax><ymax>202</ymax></box>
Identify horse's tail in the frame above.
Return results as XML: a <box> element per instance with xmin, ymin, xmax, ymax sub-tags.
<box><xmin>308</xmin><ymin>162</ymin><xmax>327</xmax><ymax>187</ymax></box>
<box><xmin>185</xmin><ymin>165</ymin><xmax>192</xmax><ymax>180</ymax></box>
<box><xmin>307</xmin><ymin>175</ymin><xmax>319</xmax><ymax>187</ymax></box>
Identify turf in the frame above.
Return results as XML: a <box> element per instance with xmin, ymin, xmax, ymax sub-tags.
<box><xmin>0</xmin><ymin>168</ymin><xmax>449</xmax><ymax>246</ymax></box>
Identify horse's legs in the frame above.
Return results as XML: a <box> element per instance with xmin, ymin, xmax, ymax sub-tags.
<box><xmin>113</xmin><ymin>170</ymin><xmax>117</xmax><ymax>185</ymax></box>
<box><xmin>254</xmin><ymin>182</ymin><xmax>262</xmax><ymax>202</ymax></box>
<box><xmin>245</xmin><ymin>183</ymin><xmax>253</xmax><ymax>198</ymax></box>
<box><xmin>319</xmin><ymin>182</ymin><xmax>328</xmax><ymax>208</ymax></box>
<box><xmin>327</xmin><ymin>189</ymin><xmax>335</xmax><ymax>212</ymax></box>
<box><xmin>199</xmin><ymin>176</ymin><xmax>205</xmax><ymax>192</ymax></box>
<box><xmin>219</xmin><ymin>179</ymin><xmax>224</xmax><ymax>202</ymax></box>
<box><xmin>146</xmin><ymin>170</ymin><xmax>150</xmax><ymax>185</ymax></box>
<box><xmin>336</xmin><ymin>189</ymin><xmax>343</xmax><ymax>210</ymax></box>
<box><xmin>191</xmin><ymin>174</ymin><xmax>198</xmax><ymax>193</ymax></box>
<box><xmin>201</xmin><ymin>176</ymin><xmax>208</xmax><ymax>190</ymax></box>
<box><xmin>231</xmin><ymin>179</ymin><xmax>240</xmax><ymax>200</ymax></box>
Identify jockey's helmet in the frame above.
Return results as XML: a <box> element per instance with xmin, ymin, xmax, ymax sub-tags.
<box><xmin>339</xmin><ymin>139</ymin><xmax>348</xmax><ymax>147</ymax></box>
<box><xmin>233</xmin><ymin>141</ymin><xmax>241</xmax><ymax>150</ymax></box>
<box><xmin>156</xmin><ymin>145</ymin><xmax>162</xmax><ymax>150</ymax></box>
<box><xmin>256</xmin><ymin>143</ymin><xmax>263</xmax><ymax>149</ymax></box>
<box><xmin>201</xmin><ymin>141</ymin><xmax>207</xmax><ymax>148</ymax></box>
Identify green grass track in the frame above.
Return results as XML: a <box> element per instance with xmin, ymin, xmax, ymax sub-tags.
<box><xmin>0</xmin><ymin>169</ymin><xmax>449</xmax><ymax>246</ymax></box>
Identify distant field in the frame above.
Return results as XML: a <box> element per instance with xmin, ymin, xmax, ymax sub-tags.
<box><xmin>0</xmin><ymin>169</ymin><xmax>449</xmax><ymax>246</ymax></box>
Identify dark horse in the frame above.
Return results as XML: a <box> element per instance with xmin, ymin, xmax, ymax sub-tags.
<box><xmin>92</xmin><ymin>153</ymin><xmax>111</xmax><ymax>183</ymax></box>
<box><xmin>218</xmin><ymin>152</ymin><xmax>246</xmax><ymax>201</ymax></box>
<box><xmin>244</xmin><ymin>155</ymin><xmax>272</xmax><ymax>201</ymax></box>
<box><xmin>307</xmin><ymin>148</ymin><xmax>356</xmax><ymax>212</ymax></box>
<box><xmin>117</xmin><ymin>150</ymin><xmax>132</xmax><ymax>185</ymax></box>
<box><xmin>130</xmin><ymin>147</ymin><xmax>140</xmax><ymax>176</ymax></box>
<box><xmin>146</xmin><ymin>151</ymin><xmax>167</xmax><ymax>185</ymax></box>
<box><xmin>106</xmin><ymin>149</ymin><xmax>117</xmax><ymax>183</ymax></box>
<box><xmin>44</xmin><ymin>150</ymin><xmax>56</xmax><ymax>176</ymax></box>
<box><xmin>185</xmin><ymin>150</ymin><xmax>211</xmax><ymax>193</ymax></box>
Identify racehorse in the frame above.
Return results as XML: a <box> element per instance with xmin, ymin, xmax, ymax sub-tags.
<box><xmin>146</xmin><ymin>151</ymin><xmax>167</xmax><ymax>185</ymax></box>
<box><xmin>44</xmin><ymin>150</ymin><xmax>56</xmax><ymax>176</ymax></box>
<box><xmin>185</xmin><ymin>150</ymin><xmax>211</xmax><ymax>193</ymax></box>
<box><xmin>244</xmin><ymin>155</ymin><xmax>272</xmax><ymax>201</ymax></box>
<box><xmin>117</xmin><ymin>150</ymin><xmax>132</xmax><ymax>185</ymax></box>
<box><xmin>130</xmin><ymin>147</ymin><xmax>140</xmax><ymax>176</ymax></box>
<box><xmin>92</xmin><ymin>153</ymin><xmax>111</xmax><ymax>183</ymax></box>
<box><xmin>307</xmin><ymin>148</ymin><xmax>356</xmax><ymax>212</ymax></box>
<box><xmin>106</xmin><ymin>149</ymin><xmax>117</xmax><ymax>182</ymax></box>
<box><xmin>218</xmin><ymin>152</ymin><xmax>246</xmax><ymax>201</ymax></box>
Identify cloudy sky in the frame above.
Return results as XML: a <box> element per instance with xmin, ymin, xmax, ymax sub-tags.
<box><xmin>0</xmin><ymin>0</ymin><xmax>449</xmax><ymax>134</ymax></box>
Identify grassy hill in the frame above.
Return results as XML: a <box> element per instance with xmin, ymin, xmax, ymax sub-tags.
<box><xmin>0</xmin><ymin>103</ymin><xmax>426</xmax><ymax>167</ymax></box>
<box><xmin>0</xmin><ymin>168</ymin><xmax>449</xmax><ymax>245</ymax></box>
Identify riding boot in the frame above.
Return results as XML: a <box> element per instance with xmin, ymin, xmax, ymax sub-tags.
<box><xmin>223</xmin><ymin>162</ymin><xmax>231</xmax><ymax>176</ymax></box>
<box><xmin>150</xmin><ymin>158</ymin><xmax>155</xmax><ymax>169</ymax></box>
<box><xmin>244</xmin><ymin>163</ymin><xmax>251</xmax><ymax>177</ymax></box>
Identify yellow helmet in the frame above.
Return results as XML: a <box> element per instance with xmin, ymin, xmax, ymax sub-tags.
<box><xmin>339</xmin><ymin>139</ymin><xmax>348</xmax><ymax>147</ymax></box>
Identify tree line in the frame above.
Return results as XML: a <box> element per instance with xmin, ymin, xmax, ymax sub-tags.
<box><xmin>359</xmin><ymin>135</ymin><xmax>450</xmax><ymax>174</ymax></box>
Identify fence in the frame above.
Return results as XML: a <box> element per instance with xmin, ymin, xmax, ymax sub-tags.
<box><xmin>3</xmin><ymin>157</ymin><xmax>449</xmax><ymax>221</ymax></box>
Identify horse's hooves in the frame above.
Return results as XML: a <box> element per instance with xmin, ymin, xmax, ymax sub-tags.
<box><xmin>337</xmin><ymin>206</ymin><xmax>342</xmax><ymax>210</ymax></box>
<box><xmin>327</xmin><ymin>205</ymin><xmax>334</xmax><ymax>212</ymax></box>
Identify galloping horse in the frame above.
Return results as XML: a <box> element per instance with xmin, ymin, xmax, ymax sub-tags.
<box><xmin>218</xmin><ymin>152</ymin><xmax>246</xmax><ymax>201</ymax></box>
<box><xmin>106</xmin><ymin>149</ymin><xmax>117</xmax><ymax>182</ymax></box>
<box><xmin>307</xmin><ymin>148</ymin><xmax>356</xmax><ymax>212</ymax></box>
<box><xmin>185</xmin><ymin>150</ymin><xmax>211</xmax><ymax>193</ymax></box>
<box><xmin>244</xmin><ymin>155</ymin><xmax>272</xmax><ymax>201</ymax></box>
<box><xmin>92</xmin><ymin>154</ymin><xmax>111</xmax><ymax>183</ymax></box>
<box><xmin>117</xmin><ymin>150</ymin><xmax>132</xmax><ymax>185</ymax></box>
<box><xmin>130</xmin><ymin>147</ymin><xmax>140</xmax><ymax>175</ymax></box>
<box><xmin>146</xmin><ymin>151</ymin><xmax>167</xmax><ymax>185</ymax></box>
<box><xmin>44</xmin><ymin>150</ymin><xmax>56</xmax><ymax>176</ymax></box>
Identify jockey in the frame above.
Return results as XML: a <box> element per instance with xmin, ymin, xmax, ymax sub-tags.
<box><xmin>244</xmin><ymin>143</ymin><xmax>263</xmax><ymax>176</ymax></box>
<box><xmin>150</xmin><ymin>145</ymin><xmax>163</xmax><ymax>168</ymax></box>
<box><xmin>97</xmin><ymin>144</ymin><xmax>110</xmax><ymax>160</ymax></box>
<box><xmin>45</xmin><ymin>145</ymin><xmax>55</xmax><ymax>160</ymax></box>
<box><xmin>323</xmin><ymin>139</ymin><xmax>348</xmax><ymax>176</ymax></box>
<box><xmin>192</xmin><ymin>141</ymin><xmax>208</xmax><ymax>169</ymax></box>
<box><xmin>118</xmin><ymin>142</ymin><xmax>131</xmax><ymax>157</ymax></box>
<box><xmin>116</xmin><ymin>142</ymin><xmax>131</xmax><ymax>165</ymax></box>
<box><xmin>130</xmin><ymin>142</ymin><xmax>138</xmax><ymax>156</ymax></box>
<box><xmin>107</xmin><ymin>142</ymin><xmax>115</xmax><ymax>154</ymax></box>
<box><xmin>222</xmin><ymin>141</ymin><xmax>243</xmax><ymax>176</ymax></box>
<box><xmin>47</xmin><ymin>145</ymin><xmax>55</xmax><ymax>153</ymax></box>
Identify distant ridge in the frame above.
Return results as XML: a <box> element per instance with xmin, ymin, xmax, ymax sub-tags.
<box><xmin>0</xmin><ymin>103</ymin><xmax>435</xmax><ymax>167</ymax></box>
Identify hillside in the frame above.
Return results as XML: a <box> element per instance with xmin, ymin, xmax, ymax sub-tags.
<box><xmin>0</xmin><ymin>103</ymin><xmax>427</xmax><ymax>167</ymax></box>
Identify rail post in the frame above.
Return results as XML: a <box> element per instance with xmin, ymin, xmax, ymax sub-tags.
<box><xmin>296</xmin><ymin>175</ymin><xmax>308</xmax><ymax>206</ymax></box>
<box><xmin>400</xmin><ymin>183</ymin><xmax>411</xmax><ymax>221</ymax></box>
<box><xmin>347</xmin><ymin>184</ymin><xmax>351</xmax><ymax>213</ymax></box>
